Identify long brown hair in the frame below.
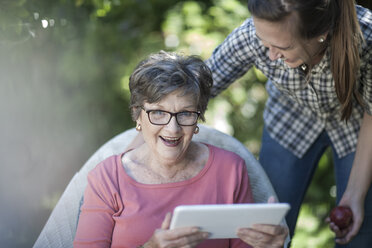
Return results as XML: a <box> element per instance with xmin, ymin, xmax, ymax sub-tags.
<box><xmin>248</xmin><ymin>0</ymin><xmax>364</xmax><ymax>120</ymax></box>
<box><xmin>330</xmin><ymin>0</ymin><xmax>364</xmax><ymax>120</ymax></box>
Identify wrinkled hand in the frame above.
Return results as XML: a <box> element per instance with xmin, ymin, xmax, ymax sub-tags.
<box><xmin>326</xmin><ymin>193</ymin><xmax>364</xmax><ymax>244</ymax></box>
<box><xmin>237</xmin><ymin>196</ymin><xmax>289</xmax><ymax>248</ymax></box>
<box><xmin>237</xmin><ymin>224</ymin><xmax>288</xmax><ymax>248</ymax></box>
<box><xmin>144</xmin><ymin>212</ymin><xmax>209</xmax><ymax>248</ymax></box>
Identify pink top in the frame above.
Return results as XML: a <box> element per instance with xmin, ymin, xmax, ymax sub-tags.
<box><xmin>74</xmin><ymin>144</ymin><xmax>253</xmax><ymax>248</ymax></box>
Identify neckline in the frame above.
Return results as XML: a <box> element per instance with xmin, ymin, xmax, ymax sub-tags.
<box><xmin>118</xmin><ymin>143</ymin><xmax>214</xmax><ymax>188</ymax></box>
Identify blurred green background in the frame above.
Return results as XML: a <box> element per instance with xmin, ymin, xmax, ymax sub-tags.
<box><xmin>1</xmin><ymin>0</ymin><xmax>371</xmax><ymax>247</ymax></box>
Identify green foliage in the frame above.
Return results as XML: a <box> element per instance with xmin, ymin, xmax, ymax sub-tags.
<box><xmin>292</xmin><ymin>149</ymin><xmax>335</xmax><ymax>247</ymax></box>
<box><xmin>292</xmin><ymin>205</ymin><xmax>334</xmax><ymax>248</ymax></box>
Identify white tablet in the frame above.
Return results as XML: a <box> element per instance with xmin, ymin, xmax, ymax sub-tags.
<box><xmin>169</xmin><ymin>203</ymin><xmax>290</xmax><ymax>239</ymax></box>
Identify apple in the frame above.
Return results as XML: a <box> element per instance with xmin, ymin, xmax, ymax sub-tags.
<box><xmin>330</xmin><ymin>206</ymin><xmax>353</xmax><ymax>229</ymax></box>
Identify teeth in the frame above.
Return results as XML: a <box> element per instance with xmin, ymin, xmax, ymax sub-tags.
<box><xmin>163</xmin><ymin>137</ymin><xmax>180</xmax><ymax>141</ymax></box>
<box><xmin>163</xmin><ymin>137</ymin><xmax>179</xmax><ymax>141</ymax></box>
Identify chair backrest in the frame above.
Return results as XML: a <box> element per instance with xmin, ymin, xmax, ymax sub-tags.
<box><xmin>33</xmin><ymin>124</ymin><xmax>283</xmax><ymax>248</ymax></box>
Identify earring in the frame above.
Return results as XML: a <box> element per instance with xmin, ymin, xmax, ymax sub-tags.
<box><xmin>194</xmin><ymin>126</ymin><xmax>199</xmax><ymax>134</ymax></box>
<box><xmin>135</xmin><ymin>123</ymin><xmax>142</xmax><ymax>131</ymax></box>
<box><xmin>318</xmin><ymin>37</ymin><xmax>325</xmax><ymax>43</ymax></box>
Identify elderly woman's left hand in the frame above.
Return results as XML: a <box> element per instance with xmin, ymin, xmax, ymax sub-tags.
<box><xmin>237</xmin><ymin>224</ymin><xmax>288</xmax><ymax>248</ymax></box>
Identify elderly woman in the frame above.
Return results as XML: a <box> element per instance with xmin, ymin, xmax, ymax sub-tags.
<box><xmin>73</xmin><ymin>51</ymin><xmax>287</xmax><ymax>248</ymax></box>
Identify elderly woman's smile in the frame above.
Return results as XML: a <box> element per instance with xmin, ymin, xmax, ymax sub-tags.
<box><xmin>160</xmin><ymin>136</ymin><xmax>182</xmax><ymax>146</ymax></box>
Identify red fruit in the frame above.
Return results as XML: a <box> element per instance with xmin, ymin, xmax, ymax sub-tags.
<box><xmin>330</xmin><ymin>206</ymin><xmax>353</xmax><ymax>229</ymax></box>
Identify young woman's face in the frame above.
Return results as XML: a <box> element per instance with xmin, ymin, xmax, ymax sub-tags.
<box><xmin>137</xmin><ymin>90</ymin><xmax>198</xmax><ymax>166</ymax></box>
<box><xmin>253</xmin><ymin>16</ymin><xmax>321</xmax><ymax>68</ymax></box>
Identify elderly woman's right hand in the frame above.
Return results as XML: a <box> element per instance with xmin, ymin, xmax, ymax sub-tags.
<box><xmin>143</xmin><ymin>212</ymin><xmax>209</xmax><ymax>248</ymax></box>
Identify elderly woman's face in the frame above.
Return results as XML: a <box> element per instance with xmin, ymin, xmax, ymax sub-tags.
<box><xmin>137</xmin><ymin>90</ymin><xmax>199</xmax><ymax>165</ymax></box>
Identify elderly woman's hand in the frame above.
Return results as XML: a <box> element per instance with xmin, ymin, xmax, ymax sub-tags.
<box><xmin>144</xmin><ymin>212</ymin><xmax>209</xmax><ymax>248</ymax></box>
<box><xmin>237</xmin><ymin>224</ymin><xmax>288</xmax><ymax>248</ymax></box>
<box><xmin>236</xmin><ymin>196</ymin><xmax>288</xmax><ymax>248</ymax></box>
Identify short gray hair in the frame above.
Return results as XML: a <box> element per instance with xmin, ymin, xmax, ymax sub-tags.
<box><xmin>129</xmin><ymin>51</ymin><xmax>213</xmax><ymax>121</ymax></box>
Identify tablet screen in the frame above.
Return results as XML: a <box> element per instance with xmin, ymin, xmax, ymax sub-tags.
<box><xmin>169</xmin><ymin>203</ymin><xmax>290</xmax><ymax>239</ymax></box>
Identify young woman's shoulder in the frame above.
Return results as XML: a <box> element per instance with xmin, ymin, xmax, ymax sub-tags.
<box><xmin>356</xmin><ymin>5</ymin><xmax>372</xmax><ymax>40</ymax></box>
<box><xmin>235</xmin><ymin>17</ymin><xmax>257</xmax><ymax>42</ymax></box>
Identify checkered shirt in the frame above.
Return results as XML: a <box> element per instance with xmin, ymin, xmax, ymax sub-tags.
<box><xmin>206</xmin><ymin>5</ymin><xmax>372</xmax><ymax>158</ymax></box>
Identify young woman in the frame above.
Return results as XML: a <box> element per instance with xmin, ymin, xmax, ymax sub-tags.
<box><xmin>206</xmin><ymin>0</ymin><xmax>372</xmax><ymax>246</ymax></box>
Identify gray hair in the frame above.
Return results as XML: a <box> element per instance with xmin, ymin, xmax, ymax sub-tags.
<box><xmin>129</xmin><ymin>51</ymin><xmax>213</xmax><ymax>121</ymax></box>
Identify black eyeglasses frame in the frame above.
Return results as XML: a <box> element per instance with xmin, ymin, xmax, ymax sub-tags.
<box><xmin>141</xmin><ymin>107</ymin><xmax>200</xmax><ymax>126</ymax></box>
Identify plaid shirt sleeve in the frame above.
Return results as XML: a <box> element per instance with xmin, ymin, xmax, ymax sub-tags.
<box><xmin>205</xmin><ymin>19</ymin><xmax>256</xmax><ymax>97</ymax></box>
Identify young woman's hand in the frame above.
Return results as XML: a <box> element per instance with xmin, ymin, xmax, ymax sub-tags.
<box><xmin>326</xmin><ymin>192</ymin><xmax>364</xmax><ymax>244</ymax></box>
<box><xmin>327</xmin><ymin>111</ymin><xmax>372</xmax><ymax>244</ymax></box>
<box><xmin>236</xmin><ymin>196</ymin><xmax>289</xmax><ymax>248</ymax></box>
<box><xmin>144</xmin><ymin>212</ymin><xmax>209</xmax><ymax>248</ymax></box>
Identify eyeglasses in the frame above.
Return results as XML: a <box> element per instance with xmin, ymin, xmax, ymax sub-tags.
<box><xmin>142</xmin><ymin>107</ymin><xmax>200</xmax><ymax>126</ymax></box>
